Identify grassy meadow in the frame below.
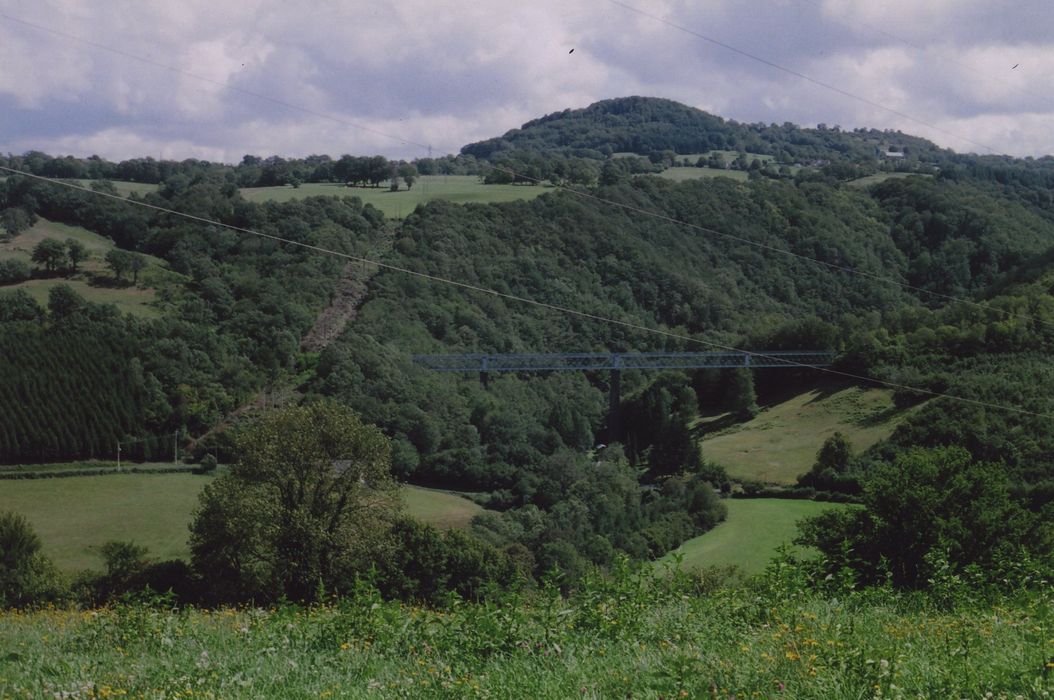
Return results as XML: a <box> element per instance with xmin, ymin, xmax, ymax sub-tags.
<box><xmin>240</xmin><ymin>176</ymin><xmax>548</xmax><ymax>218</ymax></box>
<box><xmin>72</xmin><ymin>180</ymin><xmax>159</xmax><ymax>197</ymax></box>
<box><xmin>847</xmin><ymin>171</ymin><xmax>932</xmax><ymax>188</ymax></box>
<box><xmin>0</xmin><ymin>218</ymin><xmax>170</xmax><ymax>317</ymax></box>
<box><xmin>0</xmin><ymin>472</ymin><xmax>214</xmax><ymax>572</ymax></box>
<box><xmin>0</xmin><ymin>472</ymin><xmax>485</xmax><ymax>572</ymax></box>
<box><xmin>399</xmin><ymin>486</ymin><xmax>484</xmax><ymax>530</ymax></box>
<box><xmin>698</xmin><ymin>384</ymin><xmax>916</xmax><ymax>484</ymax></box>
<box><xmin>659</xmin><ymin>499</ymin><xmax>845</xmax><ymax>574</ymax></box>
<box><xmin>654</xmin><ymin>166</ymin><xmax>748</xmax><ymax>182</ymax></box>
<box><xmin>0</xmin><ymin>572</ymin><xmax>1048</xmax><ymax>698</ymax></box>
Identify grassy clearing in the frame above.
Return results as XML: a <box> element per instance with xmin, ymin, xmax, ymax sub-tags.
<box><xmin>0</xmin><ymin>474</ymin><xmax>483</xmax><ymax>571</ymax></box>
<box><xmin>1</xmin><ymin>580</ymin><xmax>1048</xmax><ymax>698</ymax></box>
<box><xmin>659</xmin><ymin>499</ymin><xmax>845</xmax><ymax>574</ymax></box>
<box><xmin>11</xmin><ymin>278</ymin><xmax>159</xmax><ymax>317</ymax></box>
<box><xmin>0</xmin><ymin>219</ymin><xmax>113</xmax><ymax>265</ymax></box>
<box><xmin>847</xmin><ymin>172</ymin><xmax>932</xmax><ymax>188</ymax></box>
<box><xmin>0</xmin><ymin>218</ymin><xmax>171</xmax><ymax>317</ymax></box>
<box><xmin>654</xmin><ymin>166</ymin><xmax>748</xmax><ymax>182</ymax></box>
<box><xmin>0</xmin><ymin>473</ymin><xmax>214</xmax><ymax>571</ymax></box>
<box><xmin>698</xmin><ymin>384</ymin><xmax>917</xmax><ymax>484</ymax></box>
<box><xmin>240</xmin><ymin>176</ymin><xmax>548</xmax><ymax>218</ymax></box>
<box><xmin>73</xmin><ymin>179</ymin><xmax>159</xmax><ymax>197</ymax></box>
<box><xmin>401</xmin><ymin>485</ymin><xmax>484</xmax><ymax>530</ymax></box>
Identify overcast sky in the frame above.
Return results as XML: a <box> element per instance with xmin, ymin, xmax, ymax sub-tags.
<box><xmin>1</xmin><ymin>0</ymin><xmax>1052</xmax><ymax>162</ymax></box>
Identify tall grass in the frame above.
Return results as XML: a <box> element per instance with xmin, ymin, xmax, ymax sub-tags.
<box><xmin>1</xmin><ymin>558</ymin><xmax>1050</xmax><ymax>698</ymax></box>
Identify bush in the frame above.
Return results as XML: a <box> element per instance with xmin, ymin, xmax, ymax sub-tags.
<box><xmin>0</xmin><ymin>259</ymin><xmax>30</xmax><ymax>285</ymax></box>
<box><xmin>198</xmin><ymin>454</ymin><xmax>218</xmax><ymax>473</ymax></box>
<box><xmin>0</xmin><ymin>512</ymin><xmax>64</xmax><ymax>607</ymax></box>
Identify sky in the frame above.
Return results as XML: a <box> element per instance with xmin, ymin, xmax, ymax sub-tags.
<box><xmin>1</xmin><ymin>0</ymin><xmax>1052</xmax><ymax>163</ymax></box>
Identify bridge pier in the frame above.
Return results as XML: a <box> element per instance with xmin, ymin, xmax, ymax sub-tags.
<box><xmin>608</xmin><ymin>356</ymin><xmax>622</xmax><ymax>443</ymax></box>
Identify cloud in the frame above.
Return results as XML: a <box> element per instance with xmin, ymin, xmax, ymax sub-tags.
<box><xmin>0</xmin><ymin>0</ymin><xmax>1051</xmax><ymax>161</ymax></box>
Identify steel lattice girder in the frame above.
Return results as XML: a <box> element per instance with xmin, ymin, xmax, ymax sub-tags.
<box><xmin>412</xmin><ymin>351</ymin><xmax>834</xmax><ymax>372</ymax></box>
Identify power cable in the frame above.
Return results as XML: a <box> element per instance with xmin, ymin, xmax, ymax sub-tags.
<box><xmin>605</xmin><ymin>0</ymin><xmax>997</xmax><ymax>153</ymax></box>
<box><xmin>2</xmin><ymin>165</ymin><xmax>1050</xmax><ymax>421</ymax></box>
<box><xmin>483</xmin><ymin>162</ymin><xmax>1054</xmax><ymax>334</ymax></box>
<box><xmin>791</xmin><ymin>0</ymin><xmax>1054</xmax><ymax>112</ymax></box>
<box><xmin>0</xmin><ymin>12</ymin><xmax>430</xmax><ymax>152</ymax></box>
<box><xmin>4</xmin><ymin>10</ymin><xmax>1049</xmax><ymax>331</ymax></box>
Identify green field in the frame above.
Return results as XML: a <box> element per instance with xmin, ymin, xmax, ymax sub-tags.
<box><xmin>0</xmin><ymin>474</ymin><xmax>484</xmax><ymax>571</ymax></box>
<box><xmin>0</xmin><ymin>219</ymin><xmax>114</xmax><ymax>265</ymax></box>
<box><xmin>240</xmin><ymin>176</ymin><xmax>548</xmax><ymax>218</ymax></box>
<box><xmin>699</xmin><ymin>384</ymin><xmax>916</xmax><ymax>484</ymax></box>
<box><xmin>0</xmin><ymin>218</ymin><xmax>172</xmax><ymax>317</ymax></box>
<box><xmin>654</xmin><ymin>166</ymin><xmax>748</xmax><ymax>182</ymax></box>
<box><xmin>73</xmin><ymin>179</ymin><xmax>159</xmax><ymax>196</ymax></box>
<box><xmin>0</xmin><ymin>472</ymin><xmax>214</xmax><ymax>571</ymax></box>
<box><xmin>659</xmin><ymin>499</ymin><xmax>845</xmax><ymax>574</ymax></box>
<box><xmin>847</xmin><ymin>172</ymin><xmax>932</xmax><ymax>188</ymax></box>
<box><xmin>400</xmin><ymin>486</ymin><xmax>484</xmax><ymax>529</ymax></box>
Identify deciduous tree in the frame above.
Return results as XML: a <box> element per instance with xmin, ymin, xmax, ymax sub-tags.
<box><xmin>189</xmin><ymin>402</ymin><xmax>399</xmax><ymax>602</ymax></box>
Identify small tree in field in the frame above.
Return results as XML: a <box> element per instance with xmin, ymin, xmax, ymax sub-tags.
<box><xmin>65</xmin><ymin>239</ymin><xmax>88</xmax><ymax>274</ymax></box>
<box><xmin>31</xmin><ymin>238</ymin><xmax>67</xmax><ymax>273</ymax></box>
<box><xmin>105</xmin><ymin>249</ymin><xmax>132</xmax><ymax>281</ymax></box>
<box><xmin>129</xmin><ymin>253</ymin><xmax>148</xmax><ymax>284</ymax></box>
<box><xmin>0</xmin><ymin>512</ymin><xmax>60</xmax><ymax>607</ymax></box>
<box><xmin>190</xmin><ymin>402</ymin><xmax>399</xmax><ymax>602</ymax></box>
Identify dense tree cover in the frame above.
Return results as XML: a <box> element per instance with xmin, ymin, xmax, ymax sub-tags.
<box><xmin>798</xmin><ymin>447</ymin><xmax>1052</xmax><ymax>588</ymax></box>
<box><xmin>0</xmin><ymin>289</ymin><xmax>163</xmax><ymax>462</ymax></box>
<box><xmin>461</xmin><ymin>96</ymin><xmax>953</xmax><ymax>166</ymax></box>
<box><xmin>5</xmin><ymin>97</ymin><xmax>1054</xmax><ymax>593</ymax></box>
<box><xmin>1</xmin><ymin>151</ymin><xmax>478</xmax><ymax>191</ymax></box>
<box><xmin>0</xmin><ymin>174</ymin><xmax>386</xmax><ymax>462</ymax></box>
<box><xmin>309</xmin><ymin>176</ymin><xmax>913</xmax><ymax>489</ymax></box>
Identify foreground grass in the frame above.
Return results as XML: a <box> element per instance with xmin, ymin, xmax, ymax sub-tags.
<box><xmin>0</xmin><ymin>474</ymin><xmax>482</xmax><ymax>571</ymax></box>
<box><xmin>660</xmin><ymin>499</ymin><xmax>844</xmax><ymax>574</ymax></box>
<box><xmin>0</xmin><ymin>572</ymin><xmax>1048</xmax><ymax>698</ymax></box>
<box><xmin>699</xmin><ymin>384</ymin><xmax>918</xmax><ymax>484</ymax></box>
<box><xmin>240</xmin><ymin>177</ymin><xmax>547</xmax><ymax>218</ymax></box>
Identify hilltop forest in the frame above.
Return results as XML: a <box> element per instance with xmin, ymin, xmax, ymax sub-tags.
<box><xmin>1</xmin><ymin>96</ymin><xmax>1052</xmax><ymax>593</ymax></box>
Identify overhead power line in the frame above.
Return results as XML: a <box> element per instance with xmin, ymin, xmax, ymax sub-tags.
<box><xmin>0</xmin><ymin>12</ymin><xmax>431</xmax><ymax>153</ymax></box>
<box><xmin>483</xmin><ymin>163</ymin><xmax>1054</xmax><ymax>334</ymax></box>
<box><xmin>1</xmin><ymin>166</ymin><xmax>1050</xmax><ymax>421</ymax></box>
<box><xmin>4</xmin><ymin>16</ymin><xmax>1052</xmax><ymax>344</ymax></box>
<box><xmin>791</xmin><ymin>0</ymin><xmax>1054</xmax><ymax>112</ymax></box>
<box><xmin>3</xmin><ymin>11</ymin><xmax>1052</xmax><ymax>333</ymax></box>
<box><xmin>605</xmin><ymin>0</ymin><xmax>997</xmax><ymax>154</ymax></box>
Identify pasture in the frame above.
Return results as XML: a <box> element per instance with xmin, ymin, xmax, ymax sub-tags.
<box><xmin>240</xmin><ymin>176</ymin><xmax>548</xmax><ymax>218</ymax></box>
<box><xmin>72</xmin><ymin>179</ymin><xmax>159</xmax><ymax>197</ymax></box>
<box><xmin>847</xmin><ymin>171</ymin><xmax>932</xmax><ymax>188</ymax></box>
<box><xmin>698</xmin><ymin>384</ymin><xmax>915</xmax><ymax>484</ymax></box>
<box><xmin>654</xmin><ymin>166</ymin><xmax>748</xmax><ymax>182</ymax></box>
<box><xmin>0</xmin><ymin>218</ymin><xmax>171</xmax><ymax>317</ymax></box>
<box><xmin>0</xmin><ymin>473</ymin><xmax>485</xmax><ymax>572</ymax></box>
<box><xmin>659</xmin><ymin>498</ymin><xmax>845</xmax><ymax>574</ymax></box>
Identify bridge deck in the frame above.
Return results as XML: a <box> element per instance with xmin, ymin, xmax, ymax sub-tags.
<box><xmin>412</xmin><ymin>351</ymin><xmax>834</xmax><ymax>372</ymax></box>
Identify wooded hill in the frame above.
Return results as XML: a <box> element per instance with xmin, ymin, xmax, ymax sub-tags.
<box><xmin>2</xmin><ymin>97</ymin><xmax>1054</xmax><ymax>571</ymax></box>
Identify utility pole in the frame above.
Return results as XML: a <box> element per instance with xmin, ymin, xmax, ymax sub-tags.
<box><xmin>116</xmin><ymin>442</ymin><xmax>121</xmax><ymax>471</ymax></box>
<box><xmin>173</xmin><ymin>431</ymin><xmax>179</xmax><ymax>465</ymax></box>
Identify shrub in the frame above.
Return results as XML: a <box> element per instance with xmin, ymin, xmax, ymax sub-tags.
<box><xmin>0</xmin><ymin>512</ymin><xmax>64</xmax><ymax>607</ymax></box>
